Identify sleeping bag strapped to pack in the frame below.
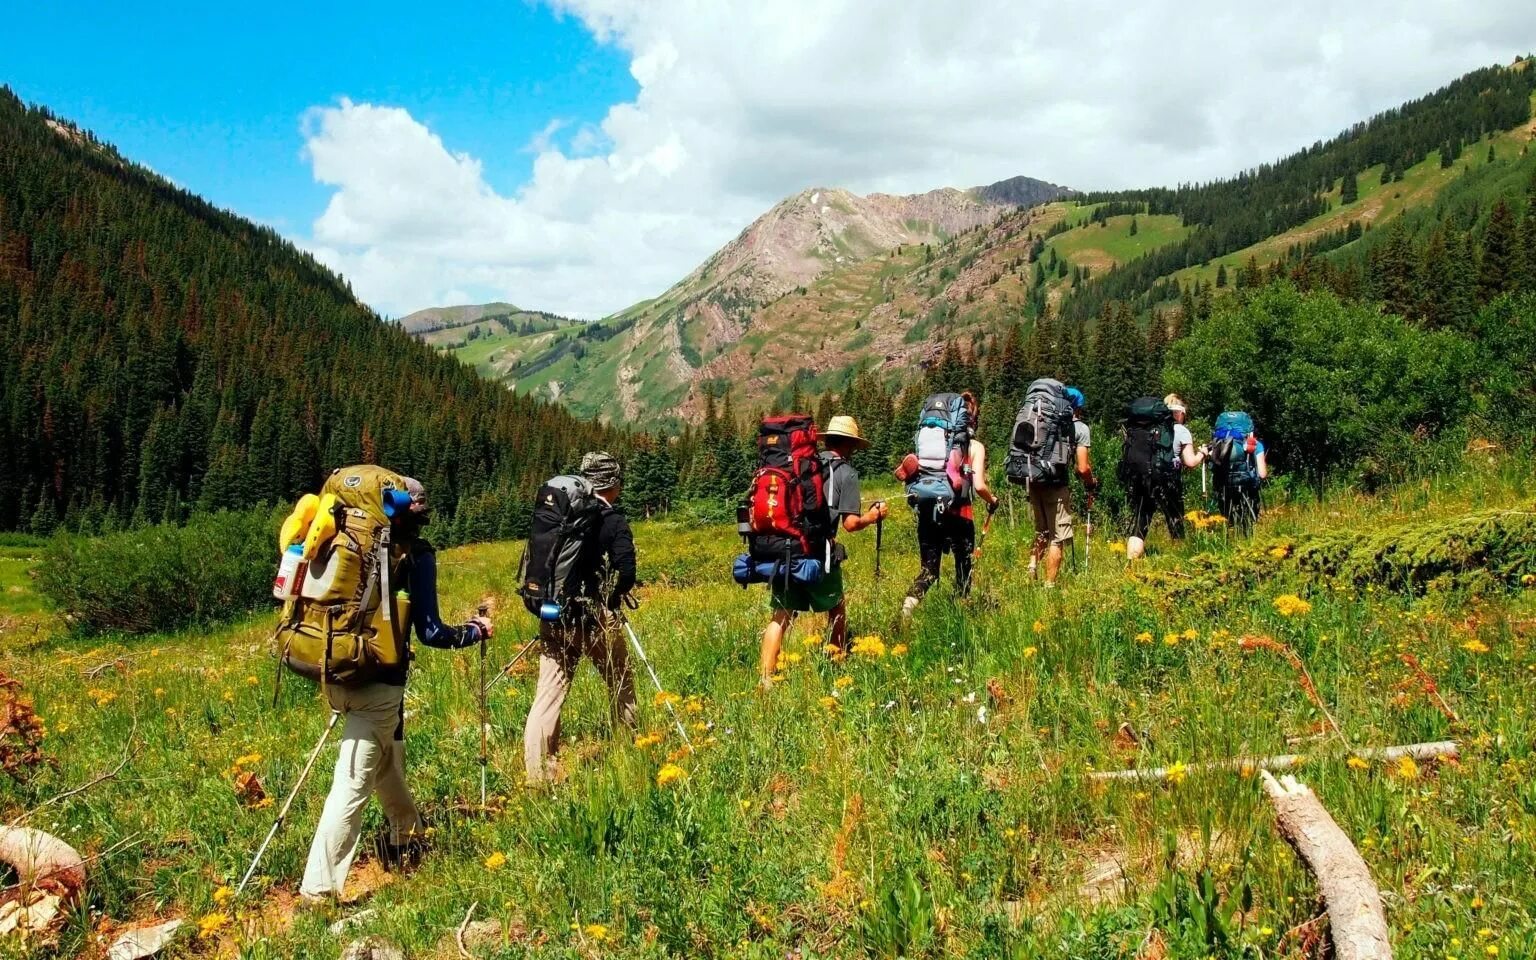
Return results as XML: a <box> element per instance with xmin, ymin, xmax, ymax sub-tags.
<box><xmin>906</xmin><ymin>392</ymin><xmax>972</xmax><ymax>516</ymax></box>
<box><xmin>1005</xmin><ymin>378</ymin><xmax>1075</xmax><ymax>487</ymax></box>
<box><xmin>273</xmin><ymin>465</ymin><xmax>415</xmax><ymax>687</ymax></box>
<box><xmin>1210</xmin><ymin>411</ymin><xmax>1259</xmax><ymax>493</ymax></box>
<box><xmin>518</xmin><ymin>475</ymin><xmax>606</xmax><ymax>619</ymax></box>
<box><xmin>733</xmin><ymin>414</ymin><xmax>831</xmax><ymax>587</ymax></box>
<box><xmin>1118</xmin><ymin>396</ymin><xmax>1176</xmax><ymax>490</ymax></box>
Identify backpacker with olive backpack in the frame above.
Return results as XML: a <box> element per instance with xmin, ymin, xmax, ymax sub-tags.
<box><xmin>905</xmin><ymin>392</ymin><xmax>973</xmax><ymax>518</ymax></box>
<box><xmin>732</xmin><ymin>414</ymin><xmax>833</xmax><ymax>587</ymax></box>
<box><xmin>272</xmin><ymin>465</ymin><xmax>416</xmax><ymax>688</ymax></box>
<box><xmin>1118</xmin><ymin>396</ymin><xmax>1177</xmax><ymax>490</ymax></box>
<box><xmin>1005</xmin><ymin>378</ymin><xmax>1075</xmax><ymax>487</ymax></box>
<box><xmin>518</xmin><ymin>474</ymin><xmax>606</xmax><ymax>619</ymax></box>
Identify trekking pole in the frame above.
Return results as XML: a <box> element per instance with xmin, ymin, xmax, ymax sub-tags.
<box><xmin>874</xmin><ymin>507</ymin><xmax>884</xmax><ymax>580</ymax></box>
<box><xmin>615</xmin><ymin>598</ymin><xmax>692</xmax><ymax>746</ymax></box>
<box><xmin>476</xmin><ymin>604</ymin><xmax>489</xmax><ymax>809</ymax></box>
<box><xmin>237</xmin><ymin>710</ymin><xmax>340</xmax><ymax>895</ymax></box>
<box><xmin>485</xmin><ymin>636</ymin><xmax>539</xmax><ymax>693</ymax></box>
<box><xmin>974</xmin><ymin>502</ymin><xmax>997</xmax><ymax>558</ymax></box>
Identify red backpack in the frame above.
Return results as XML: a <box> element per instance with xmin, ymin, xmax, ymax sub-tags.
<box><xmin>744</xmin><ymin>414</ymin><xmax>831</xmax><ymax>561</ymax></box>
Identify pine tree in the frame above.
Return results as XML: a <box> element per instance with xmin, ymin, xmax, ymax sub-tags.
<box><xmin>1341</xmin><ymin>170</ymin><xmax>1359</xmax><ymax>205</ymax></box>
<box><xmin>1129</xmin><ymin>216</ymin><xmax>1139</xmax><ymax>237</ymax></box>
<box><xmin>1517</xmin><ymin>183</ymin><xmax>1536</xmax><ymax>293</ymax></box>
<box><xmin>1477</xmin><ymin>199</ymin><xmax>1518</xmax><ymax>303</ymax></box>
<box><xmin>1215</xmin><ymin>263</ymin><xmax>1228</xmax><ymax>288</ymax></box>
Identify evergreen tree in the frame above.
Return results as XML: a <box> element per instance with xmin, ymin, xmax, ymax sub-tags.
<box><xmin>1341</xmin><ymin>170</ymin><xmax>1359</xmax><ymax>205</ymax></box>
<box><xmin>1129</xmin><ymin>216</ymin><xmax>1139</xmax><ymax>237</ymax></box>
<box><xmin>1215</xmin><ymin>263</ymin><xmax>1228</xmax><ymax>288</ymax></box>
<box><xmin>1477</xmin><ymin>199</ymin><xmax>1519</xmax><ymax>303</ymax></box>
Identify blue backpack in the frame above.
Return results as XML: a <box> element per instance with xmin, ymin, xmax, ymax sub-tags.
<box><xmin>906</xmin><ymin>392</ymin><xmax>972</xmax><ymax>516</ymax></box>
<box><xmin>1211</xmin><ymin>411</ymin><xmax>1259</xmax><ymax>492</ymax></box>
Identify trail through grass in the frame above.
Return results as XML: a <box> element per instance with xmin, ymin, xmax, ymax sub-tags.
<box><xmin>2</xmin><ymin>460</ymin><xmax>1534</xmax><ymax>957</ymax></box>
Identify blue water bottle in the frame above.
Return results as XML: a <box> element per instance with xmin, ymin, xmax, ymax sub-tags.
<box><xmin>538</xmin><ymin>600</ymin><xmax>562</xmax><ymax>621</ymax></box>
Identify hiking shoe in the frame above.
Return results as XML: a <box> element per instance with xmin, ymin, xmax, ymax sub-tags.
<box><xmin>900</xmin><ymin>597</ymin><xmax>919</xmax><ymax>622</ymax></box>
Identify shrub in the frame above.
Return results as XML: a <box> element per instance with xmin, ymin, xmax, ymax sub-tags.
<box><xmin>37</xmin><ymin>509</ymin><xmax>277</xmax><ymax>634</ymax></box>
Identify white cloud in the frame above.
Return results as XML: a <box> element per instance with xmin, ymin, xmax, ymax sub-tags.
<box><xmin>300</xmin><ymin>0</ymin><xmax>1534</xmax><ymax>318</ymax></box>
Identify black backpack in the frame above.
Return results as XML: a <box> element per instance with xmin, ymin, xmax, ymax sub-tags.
<box><xmin>517</xmin><ymin>475</ymin><xmax>605</xmax><ymax>616</ymax></box>
<box><xmin>1117</xmin><ymin>396</ymin><xmax>1176</xmax><ymax>489</ymax></box>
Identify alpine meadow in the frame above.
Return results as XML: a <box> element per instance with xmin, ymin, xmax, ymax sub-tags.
<box><xmin>3</xmin><ymin>26</ymin><xmax>1536</xmax><ymax>960</ymax></box>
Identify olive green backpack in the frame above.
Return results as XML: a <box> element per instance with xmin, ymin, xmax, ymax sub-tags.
<box><xmin>272</xmin><ymin>465</ymin><xmax>414</xmax><ymax>689</ymax></box>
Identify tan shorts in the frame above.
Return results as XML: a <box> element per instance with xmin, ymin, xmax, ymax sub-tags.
<box><xmin>1029</xmin><ymin>483</ymin><xmax>1074</xmax><ymax>544</ymax></box>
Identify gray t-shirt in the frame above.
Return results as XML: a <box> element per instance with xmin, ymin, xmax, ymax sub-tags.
<box><xmin>820</xmin><ymin>451</ymin><xmax>862</xmax><ymax>520</ymax></box>
<box><xmin>1073</xmin><ymin>419</ymin><xmax>1091</xmax><ymax>449</ymax></box>
<box><xmin>1172</xmin><ymin>423</ymin><xmax>1193</xmax><ymax>468</ymax></box>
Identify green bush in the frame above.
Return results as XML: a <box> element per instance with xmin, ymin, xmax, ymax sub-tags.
<box><xmin>37</xmin><ymin>509</ymin><xmax>278</xmax><ymax>634</ymax></box>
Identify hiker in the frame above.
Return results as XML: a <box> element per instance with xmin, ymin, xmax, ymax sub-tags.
<box><xmin>290</xmin><ymin>469</ymin><xmax>493</xmax><ymax>902</ymax></box>
<box><xmin>522</xmin><ymin>452</ymin><xmax>639</xmax><ymax>784</ymax></box>
<box><xmin>757</xmin><ymin>415</ymin><xmax>886</xmax><ymax>686</ymax></box>
<box><xmin>1205</xmin><ymin>412</ymin><xmax>1269</xmax><ymax>533</ymax></box>
<box><xmin>1005</xmin><ymin>381</ymin><xmax>1098</xmax><ymax>586</ymax></box>
<box><xmin>900</xmin><ymin>391</ymin><xmax>998</xmax><ymax>620</ymax></box>
<box><xmin>1121</xmin><ymin>394</ymin><xmax>1206</xmax><ymax>561</ymax></box>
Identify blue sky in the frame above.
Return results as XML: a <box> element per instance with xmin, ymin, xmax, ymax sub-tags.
<box><xmin>4</xmin><ymin>2</ymin><xmax>1531</xmax><ymax>319</ymax></box>
<box><xmin>3</xmin><ymin>2</ymin><xmax>635</xmax><ymax>233</ymax></box>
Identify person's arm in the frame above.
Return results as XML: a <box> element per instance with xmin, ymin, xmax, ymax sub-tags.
<box><xmin>601</xmin><ymin>510</ymin><xmax>637</xmax><ymax>607</ymax></box>
<box><xmin>408</xmin><ymin>544</ymin><xmax>487</xmax><ymax>649</ymax></box>
<box><xmin>1255</xmin><ymin>448</ymin><xmax>1269</xmax><ymax>480</ymax></box>
<box><xmin>1181</xmin><ymin>442</ymin><xmax>1206</xmax><ymax>469</ymax></box>
<box><xmin>843</xmin><ymin>502</ymin><xmax>887</xmax><ymax>533</ymax></box>
<box><xmin>970</xmin><ymin>441</ymin><xmax>997</xmax><ymax>508</ymax></box>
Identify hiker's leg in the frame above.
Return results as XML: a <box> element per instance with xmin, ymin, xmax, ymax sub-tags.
<box><xmin>952</xmin><ymin>515</ymin><xmax>975</xmax><ymax>597</ymax></box>
<box><xmin>1126</xmin><ymin>481</ymin><xmax>1152</xmax><ymax>560</ymax></box>
<box><xmin>1045</xmin><ymin>542</ymin><xmax>1065</xmax><ymax>583</ymax></box>
<box><xmin>1044</xmin><ymin>486</ymin><xmax>1073</xmax><ymax>584</ymax></box>
<box><xmin>759</xmin><ymin>608</ymin><xmax>795</xmax><ymax>682</ymax></box>
<box><xmin>301</xmin><ymin>688</ymin><xmax>384</xmax><ymax>898</ymax></box>
<box><xmin>523</xmin><ymin>623</ymin><xmax>577</xmax><ymax>782</ymax></box>
<box><xmin>1164</xmin><ymin>482</ymin><xmax>1186</xmax><ymax>540</ymax></box>
<box><xmin>1028</xmin><ymin>490</ymin><xmax>1050</xmax><ymax>575</ymax></box>
<box><xmin>371</xmin><ymin>695</ymin><xmax>422</xmax><ymax>845</ymax></box>
<box><xmin>588</xmin><ymin>613</ymin><xmax>638</xmax><ymax>732</ymax></box>
<box><xmin>827</xmin><ymin>598</ymin><xmax>849</xmax><ymax>650</ymax></box>
<box><xmin>906</xmin><ymin>512</ymin><xmax>942</xmax><ymax>603</ymax></box>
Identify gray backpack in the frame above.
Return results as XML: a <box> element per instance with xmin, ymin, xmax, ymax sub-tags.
<box><xmin>518</xmin><ymin>474</ymin><xmax>604</xmax><ymax>617</ymax></box>
<box><xmin>1005</xmin><ymin>378</ymin><xmax>1075</xmax><ymax>487</ymax></box>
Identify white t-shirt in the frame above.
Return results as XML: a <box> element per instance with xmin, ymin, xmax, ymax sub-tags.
<box><xmin>1172</xmin><ymin>424</ymin><xmax>1193</xmax><ymax>469</ymax></box>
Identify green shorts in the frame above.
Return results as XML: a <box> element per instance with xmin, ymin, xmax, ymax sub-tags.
<box><xmin>771</xmin><ymin>566</ymin><xmax>845</xmax><ymax>613</ymax></box>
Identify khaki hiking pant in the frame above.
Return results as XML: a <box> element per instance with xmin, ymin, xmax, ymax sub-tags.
<box><xmin>300</xmin><ymin>682</ymin><xmax>422</xmax><ymax>898</ymax></box>
<box><xmin>523</xmin><ymin>611</ymin><xmax>638</xmax><ymax>783</ymax></box>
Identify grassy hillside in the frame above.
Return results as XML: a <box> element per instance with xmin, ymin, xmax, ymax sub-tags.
<box><xmin>482</xmin><ymin>63</ymin><xmax>1536</xmax><ymax>428</ymax></box>
<box><xmin>4</xmin><ymin>453</ymin><xmax>1534</xmax><ymax>957</ymax></box>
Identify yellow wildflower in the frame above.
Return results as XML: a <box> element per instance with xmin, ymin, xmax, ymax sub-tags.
<box><xmin>1023</xmin><ymin>646</ymin><xmax>1038</xmax><ymax>659</ymax></box>
<box><xmin>1522</xmin><ymin>573</ymin><xmax>1535</xmax><ymax>586</ymax></box>
<box><xmin>739</xmin><ymin>799</ymin><xmax>752</xmax><ymax>812</ymax></box>
<box><xmin>634</xmin><ymin>732</ymin><xmax>662</xmax><ymax>749</ymax></box>
<box><xmin>890</xmin><ymin>643</ymin><xmax>909</xmax><ymax>657</ymax></box>
<box><xmin>484</xmin><ymin>851</ymin><xmax>507</xmax><ymax>870</ymax></box>
<box><xmin>656</xmin><ymin>763</ymin><xmax>687</xmax><ymax>787</ymax></box>
<box><xmin>801</xmin><ymin>635</ymin><xmax>821</xmax><ymax>648</ymax></box>
<box><xmin>212</xmin><ymin>885</ymin><xmax>234</xmax><ymax>906</ymax></box>
<box><xmin>153</xmin><ymin>688</ymin><xmax>165</xmax><ymax>698</ymax></box>
<box><xmin>1163</xmin><ymin>632</ymin><xmax>1180</xmax><ymax>646</ymax></box>
<box><xmin>583</xmin><ymin>923</ymin><xmax>612</xmax><ymax>943</ymax></box>
<box><xmin>684</xmin><ymin>695</ymin><xmax>704</xmax><ymax>715</ymax></box>
<box><xmin>1134</xmin><ymin>631</ymin><xmax>1153</xmax><ymax>645</ymax></box>
<box><xmin>1461</xmin><ymin>638</ymin><xmax>1490</xmax><ymax>655</ymax></box>
<box><xmin>1347</xmin><ymin>756</ymin><xmax>1370</xmax><ymax>771</ymax></box>
<box><xmin>1032</xmin><ymin>620</ymin><xmax>1046</xmax><ymax>634</ymax></box>
<box><xmin>233</xmin><ymin>752</ymin><xmax>262</xmax><ymax>768</ymax></box>
<box><xmin>1268</xmin><ymin>544</ymin><xmax>1292</xmax><ymax>559</ymax></box>
<box><xmin>197</xmin><ymin>913</ymin><xmax>230</xmax><ymax>940</ymax></box>
<box><xmin>818</xmin><ymin>696</ymin><xmax>839</xmax><ymax>710</ymax></box>
<box><xmin>245</xmin><ymin>675</ymin><xmax>259</xmax><ymax>686</ymax></box>
<box><xmin>1395</xmin><ymin>755</ymin><xmax>1420</xmax><ymax>781</ymax></box>
<box><xmin>781</xmin><ymin>651</ymin><xmax>803</xmax><ymax>666</ymax></box>
<box><xmin>1109</xmin><ymin>541</ymin><xmax>1127</xmax><ymax>554</ymax></box>
<box><xmin>666</xmin><ymin>745</ymin><xmax>693</xmax><ymax>763</ymax></box>
<box><xmin>653</xmin><ymin>691</ymin><xmax>681</xmax><ymax>708</ymax></box>
<box><xmin>850</xmin><ymin>635</ymin><xmax>886</xmax><ymax>658</ymax></box>
<box><xmin>833</xmin><ymin>676</ymin><xmax>853</xmax><ymax>689</ymax></box>
<box><xmin>1273</xmin><ymin>594</ymin><xmax>1312</xmax><ymax>617</ymax></box>
<box><xmin>1165</xmin><ymin>761</ymin><xmax>1189</xmax><ymax>786</ymax></box>
<box><xmin>221</xmin><ymin>689</ymin><xmax>234</xmax><ymax>702</ymax></box>
<box><xmin>1181</xmin><ymin>628</ymin><xmax>1198</xmax><ymax>641</ymax></box>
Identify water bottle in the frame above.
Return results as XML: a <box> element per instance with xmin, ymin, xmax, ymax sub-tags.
<box><xmin>272</xmin><ymin>543</ymin><xmax>306</xmax><ymax>600</ymax></box>
<box><xmin>538</xmin><ymin>600</ymin><xmax>562</xmax><ymax>621</ymax></box>
<box><xmin>736</xmin><ymin>502</ymin><xmax>752</xmax><ymax>537</ymax></box>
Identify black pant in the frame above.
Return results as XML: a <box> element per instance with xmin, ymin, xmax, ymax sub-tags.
<box><xmin>907</xmin><ymin>510</ymin><xmax>975</xmax><ymax>600</ymax></box>
<box><xmin>1126</xmin><ymin>475</ymin><xmax>1185</xmax><ymax>541</ymax></box>
<box><xmin>1217</xmin><ymin>484</ymin><xmax>1261</xmax><ymax>534</ymax></box>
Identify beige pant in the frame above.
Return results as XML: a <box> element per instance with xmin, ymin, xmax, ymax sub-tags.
<box><xmin>300</xmin><ymin>683</ymin><xmax>421</xmax><ymax>898</ymax></box>
<box><xmin>523</xmin><ymin>613</ymin><xmax>638</xmax><ymax>782</ymax></box>
<box><xmin>1029</xmin><ymin>482</ymin><xmax>1074</xmax><ymax>544</ymax></box>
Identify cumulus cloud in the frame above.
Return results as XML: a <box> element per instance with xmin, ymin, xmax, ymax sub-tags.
<box><xmin>301</xmin><ymin>0</ymin><xmax>1533</xmax><ymax>318</ymax></box>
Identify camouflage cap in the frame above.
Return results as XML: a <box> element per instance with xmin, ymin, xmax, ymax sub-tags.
<box><xmin>580</xmin><ymin>451</ymin><xmax>623</xmax><ymax>489</ymax></box>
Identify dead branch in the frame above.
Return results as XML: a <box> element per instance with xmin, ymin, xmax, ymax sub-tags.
<box><xmin>1262</xmin><ymin>771</ymin><xmax>1392</xmax><ymax>960</ymax></box>
<box><xmin>12</xmin><ymin>716</ymin><xmax>136</xmax><ymax>826</ymax></box>
<box><xmin>1088</xmin><ymin>739</ymin><xmax>1459</xmax><ymax>783</ymax></box>
<box><xmin>456</xmin><ymin>901</ymin><xmax>478</xmax><ymax>959</ymax></box>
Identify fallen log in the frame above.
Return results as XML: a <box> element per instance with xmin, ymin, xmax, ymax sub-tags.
<box><xmin>0</xmin><ymin>827</ymin><xmax>85</xmax><ymax>893</ymax></box>
<box><xmin>1262</xmin><ymin>771</ymin><xmax>1392</xmax><ymax>960</ymax></box>
<box><xmin>1087</xmin><ymin>740</ymin><xmax>1458</xmax><ymax>783</ymax></box>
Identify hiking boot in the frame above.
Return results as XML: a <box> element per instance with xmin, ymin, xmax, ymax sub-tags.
<box><xmin>372</xmin><ymin>833</ymin><xmax>427</xmax><ymax>873</ymax></box>
<box><xmin>900</xmin><ymin>596</ymin><xmax>919</xmax><ymax>623</ymax></box>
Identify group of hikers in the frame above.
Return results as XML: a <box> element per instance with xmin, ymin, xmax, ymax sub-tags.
<box><xmin>260</xmin><ymin>381</ymin><xmax>1270</xmax><ymax>901</ymax></box>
